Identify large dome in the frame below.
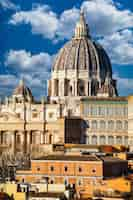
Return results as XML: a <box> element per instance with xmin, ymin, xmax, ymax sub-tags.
<box><xmin>49</xmin><ymin>12</ymin><xmax>118</xmax><ymax>99</ymax></box>
<box><xmin>53</xmin><ymin>38</ymin><xmax>112</xmax><ymax>82</ymax></box>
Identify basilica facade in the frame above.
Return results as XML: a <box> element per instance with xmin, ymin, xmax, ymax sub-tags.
<box><xmin>0</xmin><ymin>12</ymin><xmax>133</xmax><ymax>156</ymax></box>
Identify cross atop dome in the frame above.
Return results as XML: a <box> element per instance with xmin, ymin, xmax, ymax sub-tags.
<box><xmin>74</xmin><ymin>9</ymin><xmax>90</xmax><ymax>39</ymax></box>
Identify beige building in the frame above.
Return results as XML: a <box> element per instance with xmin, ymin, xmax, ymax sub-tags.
<box><xmin>0</xmin><ymin>11</ymin><xmax>132</xmax><ymax>156</ymax></box>
<box><xmin>0</xmin><ymin>79</ymin><xmax>65</xmax><ymax>155</ymax></box>
<box><xmin>80</xmin><ymin>97</ymin><xmax>128</xmax><ymax>146</ymax></box>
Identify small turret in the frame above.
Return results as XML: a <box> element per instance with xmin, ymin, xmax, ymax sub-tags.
<box><xmin>13</xmin><ymin>79</ymin><xmax>34</xmax><ymax>103</ymax></box>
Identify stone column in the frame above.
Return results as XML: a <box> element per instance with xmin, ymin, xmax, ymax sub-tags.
<box><xmin>75</xmin><ymin>80</ymin><xmax>78</xmax><ymax>96</ymax></box>
<box><xmin>105</xmin><ymin>136</ymin><xmax>108</xmax><ymax>145</ymax></box>
<box><xmin>47</xmin><ymin>80</ymin><xmax>51</xmax><ymax>97</ymax></box>
<box><xmin>27</xmin><ymin>101</ymin><xmax>31</xmax><ymax>121</ymax></box>
<box><xmin>51</xmin><ymin>79</ymin><xmax>55</xmax><ymax>97</ymax></box>
<box><xmin>59</xmin><ymin>80</ymin><xmax>63</xmax><ymax>96</ymax></box>
<box><xmin>11</xmin><ymin>132</ymin><xmax>15</xmax><ymax>154</ymax></box>
<box><xmin>97</xmin><ymin>135</ymin><xmax>100</xmax><ymax>145</ymax></box>
<box><xmin>26</xmin><ymin>131</ymin><xmax>31</xmax><ymax>154</ymax></box>
<box><xmin>86</xmin><ymin>135</ymin><xmax>89</xmax><ymax>144</ymax></box>
<box><xmin>89</xmin><ymin>81</ymin><xmax>91</xmax><ymax>96</ymax></box>
<box><xmin>122</xmin><ymin>136</ymin><xmax>125</xmax><ymax>145</ymax></box>
<box><xmin>114</xmin><ymin>136</ymin><xmax>116</xmax><ymax>145</ymax></box>
<box><xmin>40</xmin><ymin>131</ymin><xmax>44</xmax><ymax>144</ymax></box>
<box><xmin>44</xmin><ymin>131</ymin><xmax>48</xmax><ymax>144</ymax></box>
<box><xmin>41</xmin><ymin>97</ymin><xmax>46</xmax><ymax>121</ymax></box>
<box><xmin>14</xmin><ymin>131</ymin><xmax>17</xmax><ymax>154</ymax></box>
<box><xmin>0</xmin><ymin>131</ymin><xmax>3</xmax><ymax>144</ymax></box>
<box><xmin>23</xmin><ymin>131</ymin><xmax>27</xmax><ymax>154</ymax></box>
<box><xmin>85</xmin><ymin>80</ymin><xmax>88</xmax><ymax>96</ymax></box>
<box><xmin>54</xmin><ymin>79</ymin><xmax>58</xmax><ymax>96</ymax></box>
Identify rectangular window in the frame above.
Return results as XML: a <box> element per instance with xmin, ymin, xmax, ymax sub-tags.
<box><xmin>50</xmin><ymin>166</ymin><xmax>54</xmax><ymax>171</ymax></box>
<box><xmin>49</xmin><ymin>112</ymin><xmax>54</xmax><ymax>118</ymax></box>
<box><xmin>32</xmin><ymin>113</ymin><xmax>38</xmax><ymax>118</ymax></box>
<box><xmin>16</xmin><ymin>113</ymin><xmax>21</xmax><ymax>118</ymax></box>
<box><xmin>98</xmin><ymin>106</ymin><xmax>105</xmax><ymax>116</ymax></box>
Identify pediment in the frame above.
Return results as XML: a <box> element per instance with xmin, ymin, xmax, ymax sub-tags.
<box><xmin>0</xmin><ymin>112</ymin><xmax>23</xmax><ymax>122</ymax></box>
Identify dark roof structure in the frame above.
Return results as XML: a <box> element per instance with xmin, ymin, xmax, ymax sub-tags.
<box><xmin>32</xmin><ymin>154</ymin><xmax>100</xmax><ymax>161</ymax></box>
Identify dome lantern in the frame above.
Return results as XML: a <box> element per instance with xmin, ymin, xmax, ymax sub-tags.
<box><xmin>74</xmin><ymin>11</ymin><xmax>90</xmax><ymax>39</ymax></box>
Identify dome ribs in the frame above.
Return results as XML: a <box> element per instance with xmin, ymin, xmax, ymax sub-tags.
<box><xmin>50</xmin><ymin>12</ymin><xmax>118</xmax><ymax>98</ymax></box>
<box><xmin>74</xmin><ymin>39</ymin><xmax>81</xmax><ymax>71</ymax></box>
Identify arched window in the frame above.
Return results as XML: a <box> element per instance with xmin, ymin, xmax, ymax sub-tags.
<box><xmin>91</xmin><ymin>135</ymin><xmax>97</xmax><ymax>145</ymax></box>
<box><xmin>64</xmin><ymin>166</ymin><xmax>68</xmax><ymax>172</ymax></box>
<box><xmin>3</xmin><ymin>133</ymin><xmax>11</xmax><ymax>145</ymax></box>
<box><xmin>50</xmin><ymin>166</ymin><xmax>54</xmax><ymax>171</ymax></box>
<box><xmin>100</xmin><ymin>136</ymin><xmax>106</xmax><ymax>145</ymax></box>
<box><xmin>116</xmin><ymin>121</ymin><xmax>122</xmax><ymax>130</ymax></box>
<box><xmin>31</xmin><ymin>133</ymin><xmax>36</xmax><ymax>144</ymax></box>
<box><xmin>116</xmin><ymin>136</ymin><xmax>122</xmax><ymax>144</ymax></box>
<box><xmin>50</xmin><ymin>179</ymin><xmax>54</xmax><ymax>184</ymax></box>
<box><xmin>100</xmin><ymin>120</ymin><xmax>106</xmax><ymax>130</ymax></box>
<box><xmin>49</xmin><ymin>134</ymin><xmax>53</xmax><ymax>144</ymax></box>
<box><xmin>107</xmin><ymin>107</ymin><xmax>113</xmax><ymax>116</ymax></box>
<box><xmin>124</xmin><ymin>121</ymin><xmax>128</xmax><ymax>130</ymax></box>
<box><xmin>98</xmin><ymin>106</ymin><xmax>105</xmax><ymax>116</ymax></box>
<box><xmin>16</xmin><ymin>134</ymin><xmax>21</xmax><ymax>144</ymax></box>
<box><xmin>124</xmin><ymin>136</ymin><xmax>128</xmax><ymax>146</ymax></box>
<box><xmin>123</xmin><ymin>107</ymin><xmax>128</xmax><ymax>116</ymax></box>
<box><xmin>91</xmin><ymin>79</ymin><xmax>99</xmax><ymax>96</ymax></box>
<box><xmin>32</xmin><ymin>132</ymin><xmax>41</xmax><ymax>145</ymax></box>
<box><xmin>78</xmin><ymin>80</ymin><xmax>85</xmax><ymax>96</ymax></box>
<box><xmin>91</xmin><ymin>120</ymin><xmax>97</xmax><ymax>130</ymax></box>
<box><xmin>108</xmin><ymin>136</ymin><xmax>114</xmax><ymax>145</ymax></box>
<box><xmin>115</xmin><ymin>107</ymin><xmax>122</xmax><ymax>116</ymax></box>
<box><xmin>69</xmin><ymin>85</ymin><xmax>73</xmax><ymax>96</ymax></box>
<box><xmin>64</xmin><ymin>79</ymin><xmax>69</xmax><ymax>96</ymax></box>
<box><xmin>108</xmin><ymin>120</ymin><xmax>114</xmax><ymax>130</ymax></box>
<box><xmin>90</xmin><ymin>106</ymin><xmax>97</xmax><ymax>116</ymax></box>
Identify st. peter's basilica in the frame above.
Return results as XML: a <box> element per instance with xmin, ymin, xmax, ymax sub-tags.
<box><xmin>0</xmin><ymin>12</ymin><xmax>133</xmax><ymax>156</ymax></box>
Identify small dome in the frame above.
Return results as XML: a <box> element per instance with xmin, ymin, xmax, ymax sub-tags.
<box><xmin>98</xmin><ymin>75</ymin><xmax>118</xmax><ymax>97</ymax></box>
<box><xmin>13</xmin><ymin>79</ymin><xmax>34</xmax><ymax>102</ymax></box>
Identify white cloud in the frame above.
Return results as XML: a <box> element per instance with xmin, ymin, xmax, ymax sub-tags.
<box><xmin>113</xmin><ymin>74</ymin><xmax>133</xmax><ymax>96</ymax></box>
<box><xmin>0</xmin><ymin>74</ymin><xmax>19</xmax><ymax>98</ymax></box>
<box><xmin>9</xmin><ymin>0</ymin><xmax>133</xmax><ymax>65</ymax></box>
<box><xmin>0</xmin><ymin>0</ymin><xmax>19</xmax><ymax>10</ymax></box>
<box><xmin>9</xmin><ymin>0</ymin><xmax>133</xmax><ymax>39</ymax></box>
<box><xmin>81</xmin><ymin>0</ymin><xmax>133</xmax><ymax>36</ymax></box>
<box><xmin>3</xmin><ymin>0</ymin><xmax>133</xmax><ymax>97</ymax></box>
<box><xmin>56</xmin><ymin>8</ymin><xmax>79</xmax><ymax>41</ymax></box>
<box><xmin>4</xmin><ymin>50</ymin><xmax>54</xmax><ymax>98</ymax></box>
<box><xmin>10</xmin><ymin>5</ymin><xmax>58</xmax><ymax>39</ymax></box>
<box><xmin>5</xmin><ymin>49</ymin><xmax>53</xmax><ymax>72</ymax></box>
<box><xmin>0</xmin><ymin>74</ymin><xmax>18</xmax><ymax>86</ymax></box>
<box><xmin>99</xmin><ymin>29</ymin><xmax>133</xmax><ymax>65</ymax></box>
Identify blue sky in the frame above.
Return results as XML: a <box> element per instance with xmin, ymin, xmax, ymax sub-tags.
<box><xmin>0</xmin><ymin>0</ymin><xmax>133</xmax><ymax>99</ymax></box>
